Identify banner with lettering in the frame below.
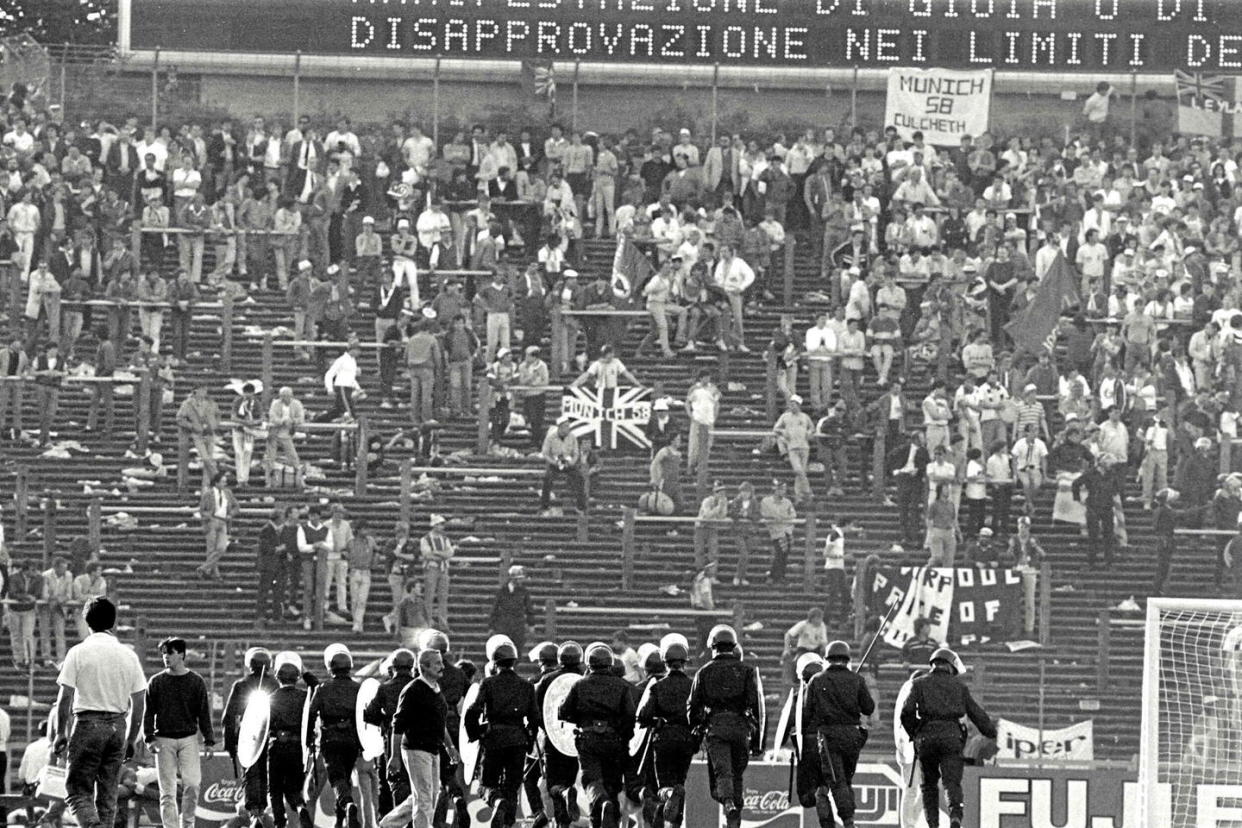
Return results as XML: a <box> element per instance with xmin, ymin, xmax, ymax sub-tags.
<box><xmin>883</xmin><ymin>67</ymin><xmax>993</xmax><ymax>146</ymax></box>
<box><xmin>995</xmin><ymin>718</ymin><xmax>1095</xmax><ymax>761</ymax></box>
<box><xmin>864</xmin><ymin>566</ymin><xmax>1024</xmax><ymax>648</ymax></box>
<box><xmin>561</xmin><ymin>385</ymin><xmax>652</xmax><ymax>450</ymax></box>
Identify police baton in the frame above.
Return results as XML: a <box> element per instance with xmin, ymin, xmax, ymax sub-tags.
<box><xmin>853</xmin><ymin>599</ymin><xmax>903</xmax><ymax>674</ymax></box>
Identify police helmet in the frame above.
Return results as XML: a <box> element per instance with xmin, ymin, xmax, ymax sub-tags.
<box><xmin>638</xmin><ymin>643</ymin><xmax>665</xmax><ymax>676</ymax></box>
<box><xmin>530</xmin><ymin>641</ymin><xmax>559</xmax><ymax>665</ymax></box>
<box><xmin>492</xmin><ymin>643</ymin><xmax>519</xmax><ymax>664</ymax></box>
<box><xmin>660</xmin><ymin>632</ymin><xmax>690</xmax><ymax>664</ymax></box>
<box><xmin>485</xmin><ymin>634</ymin><xmax>516</xmax><ymax>663</ymax></box>
<box><xmin>826</xmin><ymin>640</ymin><xmax>851</xmax><ymax>662</ymax></box>
<box><xmin>929</xmin><ymin>647</ymin><xmax>959</xmax><ymax>673</ymax></box>
<box><xmin>390</xmin><ymin>648</ymin><xmax>416</xmax><ymax>671</ymax></box>
<box><xmin>586</xmin><ymin>642</ymin><xmax>615</xmax><ymax>670</ymax></box>
<box><xmin>708</xmin><ymin>624</ymin><xmax>738</xmax><ymax>650</ymax></box>
<box><xmin>244</xmin><ymin>647</ymin><xmax>273</xmax><ymax>674</ymax></box>
<box><xmin>558</xmin><ymin>640</ymin><xmax>584</xmax><ymax>667</ymax></box>
<box><xmin>795</xmin><ymin>652</ymin><xmax>824</xmax><ymax>682</ymax></box>
<box><xmin>324</xmin><ymin>642</ymin><xmax>353</xmax><ymax>672</ymax></box>
<box><xmin>273</xmin><ymin>651</ymin><xmax>302</xmax><ymax>683</ymax></box>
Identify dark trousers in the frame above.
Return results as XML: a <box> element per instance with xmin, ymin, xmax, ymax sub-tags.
<box><xmin>815</xmin><ymin>726</ymin><xmax>863</xmax><ymax>824</ymax></box>
<box><xmin>795</xmin><ymin>743</ymin><xmax>836</xmax><ymax>828</ymax></box>
<box><xmin>916</xmin><ymin>726</ymin><xmax>966</xmax><ymax>827</ymax></box>
<box><xmin>965</xmin><ymin>498</ymin><xmax>987</xmax><ymax>537</ymax></box>
<box><xmin>169</xmin><ymin>312</ymin><xmax>191</xmax><ymax>360</ymax></box>
<box><xmin>768</xmin><ymin>535</ymin><xmax>791</xmax><ymax>583</ymax></box>
<box><xmin>521</xmin><ymin>753</ymin><xmax>545</xmax><ymax>818</ymax></box>
<box><xmin>652</xmin><ymin>739</ymin><xmax>695</xmax><ymax>828</ymax></box>
<box><xmin>990</xmin><ymin>485</ymin><xmax>1013</xmax><ymax>536</ymax></box>
<box><xmin>896</xmin><ymin>475</ymin><xmax>923</xmax><ymax>542</ymax></box>
<box><xmin>316</xmin><ymin>386</ymin><xmax>355</xmax><ymax>423</ymax></box>
<box><xmin>1154</xmin><ymin>535</ymin><xmax>1174</xmax><ymax>594</ymax></box>
<box><xmin>65</xmin><ymin>714</ymin><xmax>126</xmax><ymax>828</ymax></box>
<box><xmin>704</xmin><ymin>722</ymin><xmax>750</xmax><ymax>808</ymax></box>
<box><xmin>36</xmin><ymin>386</ymin><xmax>59</xmax><ymax>443</ymax></box>
<box><xmin>1085</xmin><ymin>505</ymin><xmax>1115</xmax><ymax>566</ymax></box>
<box><xmin>823</xmin><ymin>569</ymin><xmax>848</xmax><ymax>625</ymax></box>
<box><xmin>523</xmin><ymin>395</ymin><xmax>546</xmax><ymax>448</ymax></box>
<box><xmin>244</xmin><ymin>748</ymin><xmax>268</xmax><ymax>814</ymax></box>
<box><xmin>257</xmin><ymin>558</ymin><xmax>280</xmax><ymax>620</ymax></box>
<box><xmin>322</xmin><ymin>740</ymin><xmax>361</xmax><ymax>822</ymax></box>
<box><xmin>490</xmin><ymin>396</ymin><xmax>511</xmax><ymax>441</ymax></box>
<box><xmin>87</xmin><ymin>383</ymin><xmax>115</xmax><ymax>433</ymax></box>
<box><xmin>480</xmin><ymin>743</ymin><xmax>525</xmax><ymax>824</ymax></box>
<box><xmin>541</xmin><ymin>740</ymin><xmax>580</xmax><ymax>826</ymax></box>
<box><xmin>268</xmin><ymin>741</ymin><xmax>307</xmax><ymax>828</ymax></box>
<box><xmin>273</xmin><ymin>555</ymin><xmax>294</xmax><ymax>615</ymax></box>
<box><xmin>577</xmin><ymin>736</ymin><xmax>626</xmax><ymax>828</ymax></box>
<box><xmin>541</xmin><ymin>465</ymin><xmax>587</xmax><ymax>511</ymax></box>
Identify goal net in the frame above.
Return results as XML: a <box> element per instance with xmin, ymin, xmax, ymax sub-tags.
<box><xmin>1140</xmin><ymin>598</ymin><xmax>1242</xmax><ymax>827</ymax></box>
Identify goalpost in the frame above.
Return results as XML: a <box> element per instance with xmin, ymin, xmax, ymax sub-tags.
<box><xmin>1140</xmin><ymin>598</ymin><xmax>1242</xmax><ymax>828</ymax></box>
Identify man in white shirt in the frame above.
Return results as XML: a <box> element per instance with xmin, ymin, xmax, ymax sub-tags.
<box><xmin>415</xmin><ymin>199</ymin><xmax>452</xmax><ymax>270</ymax></box>
<box><xmin>714</xmin><ymin>244</ymin><xmax>754</xmax><ymax>352</ymax></box>
<box><xmin>685</xmin><ymin>370</ymin><xmax>720</xmax><ymax>478</ymax></box>
<box><xmin>401</xmin><ymin>125</ymin><xmax>435</xmax><ymax>176</ymax></box>
<box><xmin>319</xmin><ymin>343</ymin><xmax>361</xmax><ymax>422</ymax></box>
<box><xmin>805</xmin><ymin>313</ymin><xmax>837</xmax><ymax>413</ymax></box>
<box><xmin>7</xmin><ymin>189</ymin><xmax>40</xmax><ymax>281</ymax></box>
<box><xmin>1011</xmin><ymin>424</ymin><xmax>1048</xmax><ymax>516</ymax></box>
<box><xmin>51</xmin><ymin>597</ymin><xmax>148</xmax><ymax>828</ymax></box>
<box><xmin>1139</xmin><ymin>416</ymin><xmax>1170</xmax><ymax>509</ymax></box>
<box><xmin>1075</xmin><ymin>229</ymin><xmax>1109</xmax><ymax>284</ymax></box>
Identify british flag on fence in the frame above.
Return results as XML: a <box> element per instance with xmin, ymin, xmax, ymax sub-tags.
<box><xmin>560</xmin><ymin>386</ymin><xmax>652</xmax><ymax>450</ymax></box>
<box><xmin>1175</xmin><ymin>70</ymin><xmax>1242</xmax><ymax>138</ymax></box>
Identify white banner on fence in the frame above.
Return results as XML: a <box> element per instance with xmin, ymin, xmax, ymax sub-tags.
<box><xmin>883</xmin><ymin>67</ymin><xmax>993</xmax><ymax>146</ymax></box>
<box><xmin>996</xmin><ymin>718</ymin><xmax>1094</xmax><ymax>761</ymax></box>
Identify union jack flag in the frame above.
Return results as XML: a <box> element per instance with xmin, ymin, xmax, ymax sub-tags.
<box><xmin>560</xmin><ymin>385</ymin><xmax>652</xmax><ymax>450</ymax></box>
<box><xmin>1175</xmin><ymin>70</ymin><xmax>1242</xmax><ymax>138</ymax></box>
<box><xmin>521</xmin><ymin>59</ymin><xmax>556</xmax><ymax>103</ymax></box>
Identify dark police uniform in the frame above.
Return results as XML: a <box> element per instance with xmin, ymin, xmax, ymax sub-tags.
<box><xmin>804</xmin><ymin>664</ymin><xmax>874</xmax><ymax>828</ymax></box>
<box><xmin>535</xmin><ymin>663</ymin><xmax>584</xmax><ymax>827</ymax></box>
<box><xmin>687</xmin><ymin>652</ymin><xmax>760</xmax><ymax>824</ymax></box>
<box><xmin>309</xmin><ymin>673</ymin><xmax>363</xmax><ymax>827</ymax></box>
<box><xmin>363</xmin><ymin>668</ymin><xmax>415</xmax><ymax>816</ymax></box>
<box><xmin>793</xmin><ymin>685</ymin><xmax>836</xmax><ymax>828</ymax></box>
<box><xmin>223</xmin><ymin>672</ymin><xmax>280</xmax><ymax>817</ymax></box>
<box><xmin>464</xmin><ymin>667</ymin><xmax>540</xmax><ymax>826</ymax></box>
<box><xmin>432</xmin><ymin>657</ymin><xmax>470</xmax><ymax>828</ymax></box>
<box><xmin>636</xmin><ymin>668</ymin><xmax>696</xmax><ymax>828</ymax></box>
<box><xmin>268</xmin><ymin>683</ymin><xmax>312</xmax><ymax>828</ymax></box>
<box><xmin>899</xmin><ymin>668</ymin><xmax>996</xmax><ymax>828</ymax></box>
<box><xmin>522</xmin><ymin>663</ymin><xmax>558</xmax><ymax>825</ymax></box>
<box><xmin>559</xmin><ymin>668</ymin><xmax>636</xmax><ymax>828</ymax></box>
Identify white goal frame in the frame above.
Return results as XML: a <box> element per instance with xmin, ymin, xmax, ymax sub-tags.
<box><xmin>1139</xmin><ymin>597</ymin><xmax>1242</xmax><ymax>826</ymax></box>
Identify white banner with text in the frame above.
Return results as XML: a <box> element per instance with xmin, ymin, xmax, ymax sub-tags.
<box><xmin>884</xmin><ymin>67</ymin><xmax>993</xmax><ymax>146</ymax></box>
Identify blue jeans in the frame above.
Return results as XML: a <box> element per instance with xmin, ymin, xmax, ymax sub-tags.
<box><xmin>66</xmin><ymin>713</ymin><xmax>126</xmax><ymax>828</ymax></box>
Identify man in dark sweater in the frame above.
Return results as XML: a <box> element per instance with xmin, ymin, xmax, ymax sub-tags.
<box><xmin>1072</xmin><ymin>455</ymin><xmax>1122</xmax><ymax>568</ymax></box>
<box><xmin>257</xmin><ymin>507</ymin><xmax>287</xmax><ymax>625</ymax></box>
<box><xmin>381</xmin><ymin>648</ymin><xmax>457</xmax><ymax>828</ymax></box>
<box><xmin>144</xmin><ymin>637</ymin><xmax>215</xmax><ymax>828</ymax></box>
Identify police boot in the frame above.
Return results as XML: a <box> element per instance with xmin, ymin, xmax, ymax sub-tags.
<box><xmin>589</xmin><ymin>799</ymin><xmax>604</xmax><ymax>828</ymax></box>
<box><xmin>251</xmin><ymin>817</ymin><xmax>264</xmax><ymax>828</ymax></box>
<box><xmin>664</xmin><ymin>786</ymin><xmax>685</xmax><ymax>828</ymax></box>
<box><xmin>641</xmin><ymin>792</ymin><xmax>660</xmax><ymax>828</ymax></box>
<box><xmin>549</xmin><ymin>786</ymin><xmax>570</xmax><ymax>827</ymax></box>
<box><xmin>489</xmin><ymin>797</ymin><xmax>510</xmax><ymax>828</ymax></box>
<box><xmin>566</xmin><ymin>789</ymin><xmax>581</xmax><ymax>824</ymax></box>
<box><xmin>346</xmin><ymin>803</ymin><xmax>361</xmax><ymax>828</ymax></box>
<box><xmin>601</xmin><ymin>800</ymin><xmax>621</xmax><ymax>828</ymax></box>
<box><xmin>298</xmin><ymin>807</ymin><xmax>313</xmax><ymax>828</ymax></box>
<box><xmin>531</xmin><ymin>813</ymin><xmax>549</xmax><ymax>828</ymax></box>
<box><xmin>722</xmin><ymin>800</ymin><xmax>742</xmax><ymax>828</ymax></box>
<box><xmin>453</xmin><ymin>796</ymin><xmax>469</xmax><ymax>828</ymax></box>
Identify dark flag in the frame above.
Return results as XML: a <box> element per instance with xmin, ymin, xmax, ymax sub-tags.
<box><xmin>1003</xmin><ymin>251</ymin><xmax>1080</xmax><ymax>354</ymax></box>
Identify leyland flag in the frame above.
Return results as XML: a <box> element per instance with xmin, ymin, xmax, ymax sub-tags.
<box><xmin>883</xmin><ymin>67</ymin><xmax>993</xmax><ymax>147</ymax></box>
<box><xmin>1175</xmin><ymin>70</ymin><xmax>1242</xmax><ymax>138</ymax></box>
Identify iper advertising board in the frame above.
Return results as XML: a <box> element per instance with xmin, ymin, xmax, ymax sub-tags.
<box><xmin>127</xmin><ymin>0</ymin><xmax>1242</xmax><ymax>71</ymax></box>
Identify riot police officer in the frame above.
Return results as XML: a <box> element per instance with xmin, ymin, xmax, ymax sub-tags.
<box><xmin>636</xmin><ymin>635</ymin><xmax>696</xmax><ymax>828</ymax></box>
<box><xmin>791</xmin><ymin>652</ymin><xmax>835</xmax><ymax>828</ymax></box>
<box><xmin>687</xmin><ymin>625</ymin><xmax>761</xmax><ymax>828</ymax></box>
<box><xmin>309</xmin><ymin>643</ymin><xmax>363</xmax><ymax>828</ymax></box>
<box><xmin>538</xmin><ymin>641</ymin><xmax>585</xmax><ymax>828</ymax></box>
<box><xmin>559</xmin><ymin>642</ymin><xmax>636</xmax><ymax>828</ymax></box>
<box><xmin>268</xmin><ymin>652</ymin><xmax>314</xmax><ymax>828</ymax></box>
<box><xmin>425</xmin><ymin>630</ymin><xmax>470</xmax><ymax>828</ymax></box>
<box><xmin>364</xmin><ymin>648</ymin><xmax>417</xmax><ymax>817</ymax></box>
<box><xmin>524</xmin><ymin>641</ymin><xmax>560</xmax><ymax>828</ymax></box>
<box><xmin>628</xmin><ymin>644</ymin><xmax>664</xmax><ymax>826</ymax></box>
<box><xmin>899</xmin><ymin>647</ymin><xmax>997</xmax><ymax>828</ymax></box>
<box><xmin>804</xmin><ymin>641</ymin><xmax>874</xmax><ymax>828</ymax></box>
<box><xmin>464</xmin><ymin>638</ymin><xmax>540</xmax><ymax>828</ymax></box>
<box><xmin>223</xmin><ymin>647</ymin><xmax>278</xmax><ymax>826</ymax></box>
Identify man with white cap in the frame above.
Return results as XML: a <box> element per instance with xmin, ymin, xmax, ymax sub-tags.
<box><xmin>540</xmin><ymin>415</ymin><xmax>586</xmax><ymax>514</ymax></box>
<box><xmin>391</xmin><ymin>218</ymin><xmax>420</xmax><ymax>306</ymax></box>
<box><xmin>421</xmin><ymin>515</ymin><xmax>454</xmax><ymax>632</ymax></box>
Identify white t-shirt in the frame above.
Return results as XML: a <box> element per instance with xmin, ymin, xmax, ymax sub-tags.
<box><xmin>965</xmin><ymin>459</ymin><xmax>987</xmax><ymax>500</ymax></box>
<box><xmin>58</xmin><ymin>632</ymin><xmax>147</xmax><ymax>714</ymax></box>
